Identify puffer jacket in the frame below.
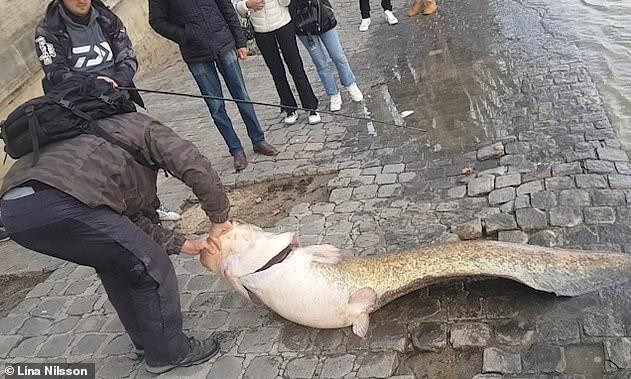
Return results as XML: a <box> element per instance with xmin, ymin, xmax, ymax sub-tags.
<box><xmin>236</xmin><ymin>0</ymin><xmax>292</xmax><ymax>33</ymax></box>
<box><xmin>149</xmin><ymin>0</ymin><xmax>247</xmax><ymax>63</ymax></box>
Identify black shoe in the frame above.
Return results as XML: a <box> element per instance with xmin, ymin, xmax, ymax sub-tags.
<box><xmin>145</xmin><ymin>337</ymin><xmax>220</xmax><ymax>374</ymax></box>
<box><xmin>253</xmin><ymin>141</ymin><xmax>279</xmax><ymax>156</ymax></box>
<box><xmin>134</xmin><ymin>348</ymin><xmax>144</xmax><ymax>360</ymax></box>
<box><xmin>0</xmin><ymin>227</ymin><xmax>9</xmax><ymax>242</ymax></box>
<box><xmin>234</xmin><ymin>151</ymin><xmax>248</xmax><ymax>172</ymax></box>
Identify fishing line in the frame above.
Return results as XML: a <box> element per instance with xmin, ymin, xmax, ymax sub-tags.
<box><xmin>118</xmin><ymin>87</ymin><xmax>426</xmax><ymax>132</ymax></box>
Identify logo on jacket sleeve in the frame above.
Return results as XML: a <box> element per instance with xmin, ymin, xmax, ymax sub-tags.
<box><xmin>72</xmin><ymin>42</ymin><xmax>114</xmax><ymax>68</ymax></box>
<box><xmin>35</xmin><ymin>36</ymin><xmax>57</xmax><ymax>65</ymax></box>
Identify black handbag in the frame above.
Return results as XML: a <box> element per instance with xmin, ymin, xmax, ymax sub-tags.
<box><xmin>240</xmin><ymin>12</ymin><xmax>255</xmax><ymax>41</ymax></box>
<box><xmin>294</xmin><ymin>0</ymin><xmax>321</xmax><ymax>34</ymax></box>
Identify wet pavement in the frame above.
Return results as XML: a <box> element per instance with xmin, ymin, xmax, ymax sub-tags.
<box><xmin>1</xmin><ymin>0</ymin><xmax>631</xmax><ymax>377</ymax></box>
<box><xmin>527</xmin><ymin>0</ymin><xmax>631</xmax><ymax>151</ymax></box>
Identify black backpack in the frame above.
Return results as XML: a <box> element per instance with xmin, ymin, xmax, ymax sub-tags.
<box><xmin>0</xmin><ymin>76</ymin><xmax>158</xmax><ymax>171</ymax></box>
<box><xmin>293</xmin><ymin>0</ymin><xmax>321</xmax><ymax>34</ymax></box>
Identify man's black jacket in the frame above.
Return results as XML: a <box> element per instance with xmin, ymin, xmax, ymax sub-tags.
<box><xmin>148</xmin><ymin>0</ymin><xmax>248</xmax><ymax>63</ymax></box>
<box><xmin>35</xmin><ymin>0</ymin><xmax>143</xmax><ymax>107</ymax></box>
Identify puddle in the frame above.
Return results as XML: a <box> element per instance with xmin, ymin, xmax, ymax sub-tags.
<box><xmin>176</xmin><ymin>174</ymin><xmax>335</xmax><ymax>233</ymax></box>
<box><xmin>0</xmin><ymin>272</ymin><xmax>51</xmax><ymax>318</ymax></box>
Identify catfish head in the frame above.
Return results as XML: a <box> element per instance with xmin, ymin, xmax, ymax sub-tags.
<box><xmin>202</xmin><ymin>220</ymin><xmax>300</xmax><ymax>298</ymax></box>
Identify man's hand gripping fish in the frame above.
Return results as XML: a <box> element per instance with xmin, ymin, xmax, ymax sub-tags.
<box><xmin>202</xmin><ymin>221</ymin><xmax>631</xmax><ymax>338</ymax></box>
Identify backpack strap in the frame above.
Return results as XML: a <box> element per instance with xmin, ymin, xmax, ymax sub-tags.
<box><xmin>24</xmin><ymin>105</ymin><xmax>41</xmax><ymax>167</ymax></box>
<box><xmin>55</xmin><ymin>98</ymin><xmax>160</xmax><ymax>172</ymax></box>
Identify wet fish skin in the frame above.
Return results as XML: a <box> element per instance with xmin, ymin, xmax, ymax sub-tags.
<box><xmin>210</xmin><ymin>222</ymin><xmax>631</xmax><ymax>337</ymax></box>
<box><xmin>318</xmin><ymin>240</ymin><xmax>631</xmax><ymax>309</ymax></box>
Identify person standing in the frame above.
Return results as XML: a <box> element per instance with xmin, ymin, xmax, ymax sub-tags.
<box><xmin>149</xmin><ymin>0</ymin><xmax>279</xmax><ymax>172</ymax></box>
<box><xmin>34</xmin><ymin>0</ymin><xmax>181</xmax><ymax>221</ymax></box>
<box><xmin>236</xmin><ymin>0</ymin><xmax>322</xmax><ymax>125</ymax></box>
<box><xmin>289</xmin><ymin>0</ymin><xmax>364</xmax><ymax>111</ymax></box>
<box><xmin>35</xmin><ymin>0</ymin><xmax>140</xmax><ymax>97</ymax></box>
<box><xmin>358</xmin><ymin>0</ymin><xmax>398</xmax><ymax>32</ymax></box>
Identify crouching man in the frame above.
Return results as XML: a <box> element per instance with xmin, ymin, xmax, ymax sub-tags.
<box><xmin>0</xmin><ymin>111</ymin><xmax>233</xmax><ymax>374</ymax></box>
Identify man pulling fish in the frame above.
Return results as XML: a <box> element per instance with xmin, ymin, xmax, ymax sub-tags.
<box><xmin>0</xmin><ymin>110</ymin><xmax>234</xmax><ymax>374</ymax></box>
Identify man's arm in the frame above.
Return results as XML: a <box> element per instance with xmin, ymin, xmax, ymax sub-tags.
<box><xmin>144</xmin><ymin>120</ymin><xmax>230</xmax><ymax>225</ymax></box>
<box><xmin>35</xmin><ymin>27</ymin><xmax>79</xmax><ymax>88</ymax></box>
<box><xmin>148</xmin><ymin>0</ymin><xmax>187</xmax><ymax>45</ymax></box>
<box><xmin>217</xmin><ymin>0</ymin><xmax>248</xmax><ymax>49</ymax></box>
<box><xmin>106</xmin><ymin>14</ymin><xmax>138</xmax><ymax>87</ymax></box>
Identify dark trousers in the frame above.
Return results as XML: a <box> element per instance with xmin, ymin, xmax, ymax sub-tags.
<box><xmin>0</xmin><ymin>187</ymin><xmax>189</xmax><ymax>366</ymax></box>
<box><xmin>254</xmin><ymin>22</ymin><xmax>319</xmax><ymax>114</ymax></box>
<box><xmin>359</xmin><ymin>0</ymin><xmax>392</xmax><ymax>18</ymax></box>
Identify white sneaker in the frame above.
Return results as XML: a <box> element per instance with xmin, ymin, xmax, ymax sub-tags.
<box><xmin>308</xmin><ymin>112</ymin><xmax>321</xmax><ymax>124</ymax></box>
<box><xmin>347</xmin><ymin>83</ymin><xmax>364</xmax><ymax>102</ymax></box>
<box><xmin>330</xmin><ymin>93</ymin><xmax>342</xmax><ymax>112</ymax></box>
<box><xmin>285</xmin><ymin>112</ymin><xmax>299</xmax><ymax>124</ymax></box>
<box><xmin>157</xmin><ymin>206</ymin><xmax>181</xmax><ymax>221</ymax></box>
<box><xmin>359</xmin><ymin>18</ymin><xmax>371</xmax><ymax>32</ymax></box>
<box><xmin>384</xmin><ymin>10</ymin><xmax>398</xmax><ymax>25</ymax></box>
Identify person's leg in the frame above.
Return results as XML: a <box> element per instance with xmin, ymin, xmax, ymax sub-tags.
<box><xmin>298</xmin><ymin>34</ymin><xmax>339</xmax><ymax>96</ymax></box>
<box><xmin>187</xmin><ymin>61</ymin><xmax>244</xmax><ymax>157</ymax></box>
<box><xmin>382</xmin><ymin>0</ymin><xmax>398</xmax><ymax>24</ymax></box>
<box><xmin>0</xmin><ymin>188</ymin><xmax>202</xmax><ymax>369</ymax></box>
<box><xmin>274</xmin><ymin>23</ymin><xmax>318</xmax><ymax>112</ymax></box>
<box><xmin>215</xmin><ymin>49</ymin><xmax>266</xmax><ymax>146</ymax></box>
<box><xmin>320</xmin><ymin>28</ymin><xmax>356</xmax><ymax>88</ymax></box>
<box><xmin>359</xmin><ymin>0</ymin><xmax>370</xmax><ymax>19</ymax></box>
<box><xmin>254</xmin><ymin>30</ymin><xmax>298</xmax><ymax>115</ymax></box>
<box><xmin>359</xmin><ymin>0</ymin><xmax>372</xmax><ymax>31</ymax></box>
<box><xmin>98</xmin><ymin>271</ymin><xmax>144</xmax><ymax>351</ymax></box>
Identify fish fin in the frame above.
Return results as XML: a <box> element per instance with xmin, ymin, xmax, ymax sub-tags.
<box><xmin>291</xmin><ymin>233</ymin><xmax>301</xmax><ymax>248</ymax></box>
<box><xmin>348</xmin><ymin>287</ymin><xmax>377</xmax><ymax>314</ymax></box>
<box><xmin>352</xmin><ymin>312</ymin><xmax>370</xmax><ymax>338</ymax></box>
<box><xmin>349</xmin><ymin>287</ymin><xmax>377</xmax><ymax>306</ymax></box>
<box><xmin>248</xmin><ymin>291</ymin><xmax>266</xmax><ymax>308</ymax></box>
<box><xmin>299</xmin><ymin>244</ymin><xmax>342</xmax><ymax>265</ymax></box>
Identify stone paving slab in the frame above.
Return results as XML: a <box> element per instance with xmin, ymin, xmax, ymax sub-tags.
<box><xmin>1</xmin><ymin>0</ymin><xmax>631</xmax><ymax>377</ymax></box>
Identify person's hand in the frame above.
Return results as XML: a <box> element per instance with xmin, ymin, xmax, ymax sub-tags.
<box><xmin>198</xmin><ymin>221</ymin><xmax>233</xmax><ymax>272</ymax></box>
<box><xmin>96</xmin><ymin>76</ymin><xmax>119</xmax><ymax>88</ymax></box>
<box><xmin>237</xmin><ymin>47</ymin><xmax>249</xmax><ymax>60</ymax></box>
<box><xmin>206</xmin><ymin>220</ymin><xmax>233</xmax><ymax>254</ymax></box>
<box><xmin>181</xmin><ymin>234</ymin><xmax>213</xmax><ymax>256</ymax></box>
<box><xmin>246</xmin><ymin>0</ymin><xmax>265</xmax><ymax>11</ymax></box>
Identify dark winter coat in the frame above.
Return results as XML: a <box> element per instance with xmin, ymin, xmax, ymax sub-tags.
<box><xmin>148</xmin><ymin>0</ymin><xmax>248</xmax><ymax>63</ymax></box>
<box><xmin>289</xmin><ymin>0</ymin><xmax>337</xmax><ymax>36</ymax></box>
<box><xmin>35</xmin><ymin>0</ymin><xmax>143</xmax><ymax>106</ymax></box>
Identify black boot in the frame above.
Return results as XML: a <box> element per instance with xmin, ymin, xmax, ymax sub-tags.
<box><xmin>0</xmin><ymin>227</ymin><xmax>9</xmax><ymax>242</ymax></box>
<box><xmin>145</xmin><ymin>336</ymin><xmax>220</xmax><ymax>374</ymax></box>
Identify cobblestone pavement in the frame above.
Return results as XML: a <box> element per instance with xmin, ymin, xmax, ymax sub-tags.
<box><xmin>2</xmin><ymin>0</ymin><xmax>631</xmax><ymax>377</ymax></box>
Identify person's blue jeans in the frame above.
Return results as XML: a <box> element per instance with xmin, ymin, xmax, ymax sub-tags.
<box><xmin>298</xmin><ymin>28</ymin><xmax>357</xmax><ymax>96</ymax></box>
<box><xmin>187</xmin><ymin>50</ymin><xmax>265</xmax><ymax>156</ymax></box>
